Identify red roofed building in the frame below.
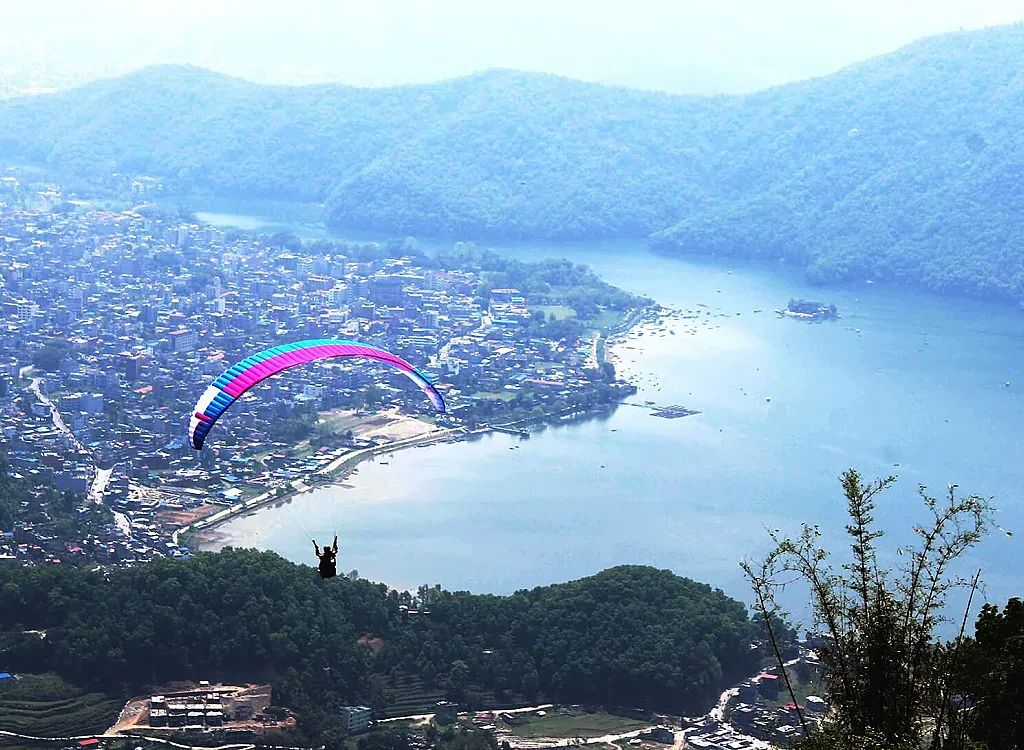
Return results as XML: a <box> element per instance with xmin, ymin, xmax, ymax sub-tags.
<box><xmin>168</xmin><ymin>329</ymin><xmax>198</xmax><ymax>353</ymax></box>
<box><xmin>758</xmin><ymin>673</ymin><xmax>780</xmax><ymax>699</ymax></box>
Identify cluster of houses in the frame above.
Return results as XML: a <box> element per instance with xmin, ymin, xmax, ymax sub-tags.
<box><xmin>682</xmin><ymin>720</ymin><xmax>770</xmax><ymax>750</ymax></box>
<box><xmin>0</xmin><ymin>511</ymin><xmax>187</xmax><ymax>570</ymax></box>
<box><xmin>727</xmin><ymin>675</ymin><xmax>828</xmax><ymax>742</ymax></box>
<box><xmin>727</xmin><ymin>653</ymin><xmax>829</xmax><ymax>746</ymax></box>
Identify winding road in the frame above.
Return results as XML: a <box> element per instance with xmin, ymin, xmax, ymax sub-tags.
<box><xmin>26</xmin><ymin>372</ymin><xmax>130</xmax><ymax>535</ymax></box>
<box><xmin>28</xmin><ymin>375</ymin><xmax>83</xmax><ymax>451</ymax></box>
<box><xmin>0</xmin><ymin>728</ymin><xmax>311</xmax><ymax>750</ymax></box>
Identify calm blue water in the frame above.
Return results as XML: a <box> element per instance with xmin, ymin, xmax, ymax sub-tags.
<box><xmin>198</xmin><ymin>215</ymin><xmax>1024</xmax><ymax>627</ymax></box>
<box><xmin>195</xmin><ymin>211</ymin><xmax>394</xmax><ymax>242</ymax></box>
<box><xmin>196</xmin><ymin>212</ymin><xmax>274</xmax><ymax>231</ymax></box>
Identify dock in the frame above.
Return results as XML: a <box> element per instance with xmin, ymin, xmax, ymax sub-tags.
<box><xmin>622</xmin><ymin>401</ymin><xmax>702</xmax><ymax>419</ymax></box>
<box><xmin>651</xmin><ymin>405</ymin><xmax>701</xmax><ymax>419</ymax></box>
<box><xmin>487</xmin><ymin>424</ymin><xmax>532</xmax><ymax>439</ymax></box>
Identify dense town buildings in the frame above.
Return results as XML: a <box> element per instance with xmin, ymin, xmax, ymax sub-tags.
<box><xmin>0</xmin><ymin>188</ymin><xmax>635</xmax><ymax>570</ymax></box>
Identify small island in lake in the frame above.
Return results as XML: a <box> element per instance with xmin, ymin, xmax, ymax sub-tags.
<box><xmin>778</xmin><ymin>298</ymin><xmax>840</xmax><ymax>321</ymax></box>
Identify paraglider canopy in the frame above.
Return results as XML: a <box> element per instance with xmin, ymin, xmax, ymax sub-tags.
<box><xmin>188</xmin><ymin>339</ymin><xmax>446</xmax><ymax>450</ymax></box>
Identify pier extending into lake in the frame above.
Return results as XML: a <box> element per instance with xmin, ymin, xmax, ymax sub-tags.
<box><xmin>621</xmin><ymin>401</ymin><xmax>701</xmax><ymax>418</ymax></box>
<box><xmin>487</xmin><ymin>425</ymin><xmax>532</xmax><ymax>438</ymax></box>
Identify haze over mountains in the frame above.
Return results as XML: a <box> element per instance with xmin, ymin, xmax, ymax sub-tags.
<box><xmin>1</xmin><ymin>23</ymin><xmax>1023</xmax><ymax>299</ymax></box>
<box><xmin>5</xmin><ymin>0</ymin><xmax>1022</xmax><ymax>96</ymax></box>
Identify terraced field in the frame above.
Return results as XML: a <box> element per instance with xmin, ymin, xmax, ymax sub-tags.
<box><xmin>376</xmin><ymin>672</ymin><xmax>524</xmax><ymax>719</ymax></box>
<box><xmin>377</xmin><ymin>674</ymin><xmax>447</xmax><ymax>719</ymax></box>
<box><xmin>0</xmin><ymin>675</ymin><xmax>123</xmax><ymax>737</ymax></box>
<box><xmin>0</xmin><ymin>740</ymin><xmax>54</xmax><ymax>750</ymax></box>
<box><xmin>507</xmin><ymin>711</ymin><xmax>649</xmax><ymax>740</ymax></box>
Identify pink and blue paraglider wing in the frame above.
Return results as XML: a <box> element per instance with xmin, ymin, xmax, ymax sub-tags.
<box><xmin>187</xmin><ymin>339</ymin><xmax>445</xmax><ymax>450</ymax></box>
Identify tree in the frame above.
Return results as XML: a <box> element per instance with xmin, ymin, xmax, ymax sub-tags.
<box><xmin>1</xmin><ymin>581</ymin><xmax>21</xmax><ymax>611</ymax></box>
<box><xmin>103</xmin><ymin>399</ymin><xmax>123</xmax><ymax>426</ymax></box>
<box><xmin>322</xmin><ymin>727</ymin><xmax>350</xmax><ymax>750</ymax></box>
<box><xmin>361</xmin><ymin>385</ymin><xmax>384</xmax><ymax>408</ymax></box>
<box><xmin>32</xmin><ymin>341</ymin><xmax>74</xmax><ymax>372</ymax></box>
<box><xmin>521</xmin><ymin>667</ymin><xmax>540</xmax><ymax>698</ymax></box>
<box><xmin>742</xmin><ymin>470</ymin><xmax>993</xmax><ymax>749</ymax></box>
<box><xmin>357</xmin><ymin>729</ymin><xmax>409</xmax><ymax>750</ymax></box>
<box><xmin>57</xmin><ymin>489</ymin><xmax>77</xmax><ymax>514</ymax></box>
<box><xmin>959</xmin><ymin>598</ymin><xmax>1024</xmax><ymax>749</ymax></box>
<box><xmin>269</xmin><ymin>231</ymin><xmax>303</xmax><ymax>252</ymax></box>
<box><xmin>448</xmin><ymin>659</ymin><xmax>471</xmax><ymax>697</ymax></box>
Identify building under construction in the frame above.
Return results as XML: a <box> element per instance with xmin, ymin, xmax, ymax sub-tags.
<box><xmin>111</xmin><ymin>682</ymin><xmax>294</xmax><ymax>738</ymax></box>
<box><xmin>148</xmin><ymin>691</ymin><xmax>225</xmax><ymax>729</ymax></box>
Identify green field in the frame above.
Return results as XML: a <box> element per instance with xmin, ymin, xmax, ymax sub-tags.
<box><xmin>240</xmin><ymin>484</ymin><xmax>268</xmax><ymax>500</ymax></box>
<box><xmin>0</xmin><ymin>674</ymin><xmax>123</xmax><ymax>737</ymax></box>
<box><xmin>760</xmin><ymin>667</ymin><xmax>827</xmax><ymax>711</ymax></box>
<box><xmin>523</xmin><ymin>303</ymin><xmax>626</xmax><ymax>332</ymax></box>
<box><xmin>507</xmin><ymin>711</ymin><xmax>649</xmax><ymax>739</ymax></box>
<box><xmin>585</xmin><ymin>310</ymin><xmax>628</xmax><ymax>333</ymax></box>
<box><xmin>318</xmin><ymin>410</ymin><xmax>366</xmax><ymax>433</ymax></box>
<box><xmin>532</xmin><ymin>305</ymin><xmax>577</xmax><ymax>320</ymax></box>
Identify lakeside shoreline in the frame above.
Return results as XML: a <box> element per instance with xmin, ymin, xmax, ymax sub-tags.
<box><xmin>178</xmin><ymin>305</ymin><xmax>660</xmax><ymax>552</ymax></box>
<box><xmin>181</xmin><ymin>399</ymin><xmax>635</xmax><ymax>552</ymax></box>
<box><xmin>190</xmin><ymin>202</ymin><xmax>1024</xmax><ymax>316</ymax></box>
<box><xmin>177</xmin><ymin>420</ymin><xmax>484</xmax><ymax>549</ymax></box>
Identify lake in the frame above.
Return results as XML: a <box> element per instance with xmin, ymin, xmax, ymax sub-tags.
<box><xmin>196</xmin><ymin>213</ymin><xmax>1024</xmax><ymax>625</ymax></box>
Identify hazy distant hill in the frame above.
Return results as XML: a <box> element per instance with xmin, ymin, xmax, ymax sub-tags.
<box><xmin>651</xmin><ymin>23</ymin><xmax>1024</xmax><ymax>298</ymax></box>
<box><xmin>0</xmin><ymin>64</ymin><xmax>733</xmax><ymax>237</ymax></box>
<box><xmin>1</xmin><ymin>23</ymin><xmax>1024</xmax><ymax>298</ymax></box>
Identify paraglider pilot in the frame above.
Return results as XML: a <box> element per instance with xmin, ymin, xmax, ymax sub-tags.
<box><xmin>313</xmin><ymin>535</ymin><xmax>339</xmax><ymax>579</ymax></box>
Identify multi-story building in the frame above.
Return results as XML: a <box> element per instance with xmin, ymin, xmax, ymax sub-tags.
<box><xmin>168</xmin><ymin>329</ymin><xmax>198</xmax><ymax>353</ymax></box>
<box><xmin>339</xmin><ymin>705</ymin><xmax>373</xmax><ymax>734</ymax></box>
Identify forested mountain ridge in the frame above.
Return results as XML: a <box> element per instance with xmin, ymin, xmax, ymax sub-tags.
<box><xmin>652</xmin><ymin>23</ymin><xmax>1024</xmax><ymax>297</ymax></box>
<box><xmin>0</xmin><ymin>64</ymin><xmax>729</xmax><ymax>238</ymax></box>
<box><xmin>0</xmin><ymin>551</ymin><xmax>764</xmax><ymax>733</ymax></box>
<box><xmin>1</xmin><ymin>23</ymin><xmax>1023</xmax><ymax>297</ymax></box>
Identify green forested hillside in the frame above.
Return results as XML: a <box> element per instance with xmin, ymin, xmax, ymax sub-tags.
<box><xmin>0</xmin><ymin>65</ymin><xmax>729</xmax><ymax>238</ymax></box>
<box><xmin>0</xmin><ymin>552</ymin><xmax>763</xmax><ymax>734</ymax></box>
<box><xmin>1</xmin><ymin>24</ymin><xmax>1024</xmax><ymax>298</ymax></box>
<box><xmin>651</xmin><ymin>24</ymin><xmax>1024</xmax><ymax>298</ymax></box>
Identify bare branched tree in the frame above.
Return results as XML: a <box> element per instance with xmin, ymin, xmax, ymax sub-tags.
<box><xmin>742</xmin><ymin>469</ymin><xmax>993</xmax><ymax>750</ymax></box>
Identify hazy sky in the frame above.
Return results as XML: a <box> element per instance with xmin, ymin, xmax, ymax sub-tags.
<box><xmin>2</xmin><ymin>0</ymin><xmax>1024</xmax><ymax>93</ymax></box>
